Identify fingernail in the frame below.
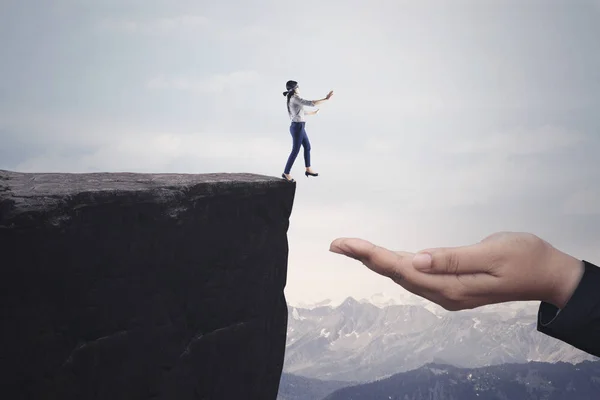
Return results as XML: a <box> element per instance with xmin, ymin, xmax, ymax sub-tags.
<box><xmin>330</xmin><ymin>243</ymin><xmax>360</xmax><ymax>261</ymax></box>
<box><xmin>412</xmin><ymin>253</ymin><xmax>432</xmax><ymax>270</ymax></box>
<box><xmin>329</xmin><ymin>245</ymin><xmax>344</xmax><ymax>255</ymax></box>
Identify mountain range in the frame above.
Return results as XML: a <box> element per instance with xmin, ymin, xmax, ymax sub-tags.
<box><xmin>322</xmin><ymin>360</ymin><xmax>600</xmax><ymax>400</ymax></box>
<box><xmin>283</xmin><ymin>296</ymin><xmax>598</xmax><ymax>382</ymax></box>
<box><xmin>278</xmin><ymin>361</ymin><xmax>600</xmax><ymax>400</ymax></box>
<box><xmin>277</xmin><ymin>373</ymin><xmax>352</xmax><ymax>400</ymax></box>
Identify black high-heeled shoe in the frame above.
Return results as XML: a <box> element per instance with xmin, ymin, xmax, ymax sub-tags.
<box><xmin>282</xmin><ymin>173</ymin><xmax>295</xmax><ymax>182</ymax></box>
<box><xmin>305</xmin><ymin>171</ymin><xmax>319</xmax><ymax>177</ymax></box>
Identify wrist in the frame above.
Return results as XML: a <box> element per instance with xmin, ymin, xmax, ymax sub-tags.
<box><xmin>545</xmin><ymin>246</ymin><xmax>585</xmax><ymax>309</ymax></box>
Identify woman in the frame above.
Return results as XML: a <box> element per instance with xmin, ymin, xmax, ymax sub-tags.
<box><xmin>282</xmin><ymin>80</ymin><xmax>334</xmax><ymax>182</ymax></box>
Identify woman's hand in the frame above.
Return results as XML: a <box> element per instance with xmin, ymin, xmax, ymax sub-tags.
<box><xmin>329</xmin><ymin>232</ymin><xmax>585</xmax><ymax>311</ymax></box>
<box><xmin>313</xmin><ymin>91</ymin><xmax>334</xmax><ymax>106</ymax></box>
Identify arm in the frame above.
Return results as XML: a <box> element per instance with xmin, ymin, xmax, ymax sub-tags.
<box><xmin>537</xmin><ymin>259</ymin><xmax>600</xmax><ymax>357</ymax></box>
<box><xmin>312</xmin><ymin>90</ymin><xmax>334</xmax><ymax>106</ymax></box>
<box><xmin>305</xmin><ymin>109</ymin><xmax>320</xmax><ymax>116</ymax></box>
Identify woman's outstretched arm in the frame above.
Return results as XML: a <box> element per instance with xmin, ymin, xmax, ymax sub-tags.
<box><xmin>312</xmin><ymin>90</ymin><xmax>334</xmax><ymax>106</ymax></box>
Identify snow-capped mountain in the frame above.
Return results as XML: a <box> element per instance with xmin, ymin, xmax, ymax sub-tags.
<box><xmin>283</xmin><ymin>298</ymin><xmax>597</xmax><ymax>382</ymax></box>
<box><xmin>294</xmin><ymin>299</ymin><xmax>338</xmax><ymax>310</ymax></box>
<box><xmin>359</xmin><ymin>292</ymin><xmax>400</xmax><ymax>308</ymax></box>
<box><xmin>288</xmin><ymin>292</ymin><xmax>540</xmax><ymax>318</ymax></box>
<box><xmin>292</xmin><ymin>292</ymin><xmax>427</xmax><ymax>309</ymax></box>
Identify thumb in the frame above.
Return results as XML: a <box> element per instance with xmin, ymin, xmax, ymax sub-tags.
<box><xmin>412</xmin><ymin>244</ymin><xmax>491</xmax><ymax>275</ymax></box>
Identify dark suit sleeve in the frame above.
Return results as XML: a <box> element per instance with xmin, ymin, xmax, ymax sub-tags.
<box><xmin>537</xmin><ymin>260</ymin><xmax>600</xmax><ymax>358</ymax></box>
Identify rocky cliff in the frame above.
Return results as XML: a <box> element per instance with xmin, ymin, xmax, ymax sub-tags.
<box><xmin>0</xmin><ymin>170</ymin><xmax>295</xmax><ymax>400</ymax></box>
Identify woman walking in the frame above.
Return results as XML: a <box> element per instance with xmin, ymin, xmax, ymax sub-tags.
<box><xmin>282</xmin><ymin>80</ymin><xmax>334</xmax><ymax>182</ymax></box>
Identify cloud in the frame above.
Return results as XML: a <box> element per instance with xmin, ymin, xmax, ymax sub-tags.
<box><xmin>9</xmin><ymin>127</ymin><xmax>299</xmax><ymax>174</ymax></box>
<box><xmin>443</xmin><ymin>125</ymin><xmax>587</xmax><ymax>156</ymax></box>
<box><xmin>356</xmin><ymin>124</ymin><xmax>594</xmax><ymax>215</ymax></box>
<box><xmin>564</xmin><ymin>189</ymin><xmax>600</xmax><ymax>216</ymax></box>
<box><xmin>96</xmin><ymin>15</ymin><xmax>209</xmax><ymax>35</ymax></box>
<box><xmin>94</xmin><ymin>14</ymin><xmax>270</xmax><ymax>41</ymax></box>
<box><xmin>146</xmin><ymin>71</ymin><xmax>261</xmax><ymax>94</ymax></box>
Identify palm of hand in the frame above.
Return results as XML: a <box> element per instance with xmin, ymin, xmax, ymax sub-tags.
<box><xmin>330</xmin><ymin>232</ymin><xmax>582</xmax><ymax>311</ymax></box>
<box><xmin>416</xmin><ymin>232</ymin><xmax>555</xmax><ymax>310</ymax></box>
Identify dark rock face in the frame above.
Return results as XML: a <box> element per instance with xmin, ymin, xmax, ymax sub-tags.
<box><xmin>0</xmin><ymin>170</ymin><xmax>295</xmax><ymax>400</ymax></box>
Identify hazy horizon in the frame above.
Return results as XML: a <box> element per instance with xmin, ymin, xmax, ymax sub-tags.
<box><xmin>2</xmin><ymin>0</ymin><xmax>599</xmax><ymax>306</ymax></box>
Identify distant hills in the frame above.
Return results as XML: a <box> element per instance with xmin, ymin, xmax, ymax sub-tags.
<box><xmin>277</xmin><ymin>373</ymin><xmax>352</xmax><ymax>400</ymax></box>
<box><xmin>323</xmin><ymin>360</ymin><xmax>600</xmax><ymax>400</ymax></box>
<box><xmin>284</xmin><ymin>296</ymin><xmax>597</xmax><ymax>382</ymax></box>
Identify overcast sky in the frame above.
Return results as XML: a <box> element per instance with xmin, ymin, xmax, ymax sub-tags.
<box><xmin>2</xmin><ymin>0</ymin><xmax>599</xmax><ymax>306</ymax></box>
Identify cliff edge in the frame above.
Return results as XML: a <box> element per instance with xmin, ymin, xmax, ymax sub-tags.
<box><xmin>0</xmin><ymin>170</ymin><xmax>295</xmax><ymax>400</ymax></box>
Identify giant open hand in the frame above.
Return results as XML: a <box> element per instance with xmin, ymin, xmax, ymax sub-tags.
<box><xmin>330</xmin><ymin>232</ymin><xmax>584</xmax><ymax>311</ymax></box>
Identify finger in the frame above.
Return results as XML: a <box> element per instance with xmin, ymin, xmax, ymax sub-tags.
<box><xmin>330</xmin><ymin>238</ymin><xmax>458</xmax><ymax>292</ymax></box>
<box><xmin>330</xmin><ymin>238</ymin><xmax>501</xmax><ymax>309</ymax></box>
<box><xmin>330</xmin><ymin>239</ymin><xmax>436</xmax><ymax>300</ymax></box>
<box><xmin>412</xmin><ymin>243</ymin><xmax>495</xmax><ymax>275</ymax></box>
<box><xmin>330</xmin><ymin>238</ymin><xmax>407</xmax><ymax>282</ymax></box>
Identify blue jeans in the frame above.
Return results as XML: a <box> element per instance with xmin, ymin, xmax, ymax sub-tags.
<box><xmin>284</xmin><ymin>122</ymin><xmax>311</xmax><ymax>174</ymax></box>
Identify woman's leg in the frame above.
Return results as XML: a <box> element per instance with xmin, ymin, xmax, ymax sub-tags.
<box><xmin>301</xmin><ymin>123</ymin><xmax>312</xmax><ymax>168</ymax></box>
<box><xmin>284</xmin><ymin>123</ymin><xmax>303</xmax><ymax>175</ymax></box>
<box><xmin>301</xmin><ymin>124</ymin><xmax>318</xmax><ymax>175</ymax></box>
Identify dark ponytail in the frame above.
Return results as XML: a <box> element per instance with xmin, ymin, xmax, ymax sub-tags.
<box><xmin>283</xmin><ymin>80</ymin><xmax>298</xmax><ymax>117</ymax></box>
<box><xmin>285</xmin><ymin>91</ymin><xmax>294</xmax><ymax>116</ymax></box>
